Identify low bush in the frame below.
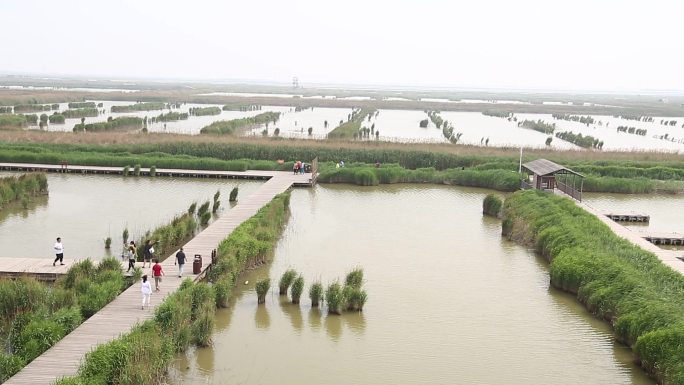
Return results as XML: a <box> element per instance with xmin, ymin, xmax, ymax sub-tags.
<box><xmin>482</xmin><ymin>194</ymin><xmax>503</xmax><ymax>217</ymax></box>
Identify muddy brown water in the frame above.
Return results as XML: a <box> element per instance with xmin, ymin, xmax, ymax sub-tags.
<box><xmin>0</xmin><ymin>172</ymin><xmax>262</xmax><ymax>260</ymax></box>
<box><xmin>169</xmin><ymin>185</ymin><xmax>654</xmax><ymax>385</ymax></box>
<box><xmin>0</xmin><ymin>175</ymin><xmax>665</xmax><ymax>384</ymax></box>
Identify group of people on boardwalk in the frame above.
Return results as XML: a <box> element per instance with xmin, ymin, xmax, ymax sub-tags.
<box><xmin>125</xmin><ymin>239</ymin><xmax>157</xmax><ymax>272</ymax></box>
<box><xmin>140</xmin><ymin>247</ymin><xmax>187</xmax><ymax>310</ymax></box>
<box><xmin>293</xmin><ymin>160</ymin><xmax>307</xmax><ymax>174</ymax></box>
<box><xmin>50</xmin><ymin>235</ymin><xmax>189</xmax><ymax>311</ymax></box>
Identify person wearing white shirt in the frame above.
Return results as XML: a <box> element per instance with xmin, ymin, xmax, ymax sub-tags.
<box><xmin>141</xmin><ymin>275</ymin><xmax>152</xmax><ymax>310</ymax></box>
<box><xmin>53</xmin><ymin>237</ymin><xmax>64</xmax><ymax>266</ymax></box>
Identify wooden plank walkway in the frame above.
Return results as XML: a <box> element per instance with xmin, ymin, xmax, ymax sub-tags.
<box><xmin>0</xmin><ymin>258</ymin><xmax>183</xmax><ymax>281</ymax></box>
<box><xmin>554</xmin><ymin>190</ymin><xmax>684</xmax><ymax>275</ymax></box>
<box><xmin>603</xmin><ymin>211</ymin><xmax>650</xmax><ymax>223</ymax></box>
<box><xmin>4</xmin><ymin>172</ymin><xmax>310</xmax><ymax>385</ymax></box>
<box><xmin>0</xmin><ymin>162</ymin><xmax>316</xmax><ymax>186</ymax></box>
<box><xmin>639</xmin><ymin>232</ymin><xmax>684</xmax><ymax>246</ymax></box>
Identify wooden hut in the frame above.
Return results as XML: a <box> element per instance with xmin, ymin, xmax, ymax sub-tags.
<box><xmin>521</xmin><ymin>159</ymin><xmax>585</xmax><ymax>201</ymax></box>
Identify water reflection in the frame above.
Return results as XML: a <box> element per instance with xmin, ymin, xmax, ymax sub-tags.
<box><xmin>344</xmin><ymin>311</ymin><xmax>366</xmax><ymax>337</ymax></box>
<box><xmin>0</xmin><ymin>195</ymin><xmax>48</xmax><ymax>223</ymax></box>
<box><xmin>254</xmin><ymin>304</ymin><xmax>270</xmax><ymax>329</ymax></box>
<box><xmin>308</xmin><ymin>308</ymin><xmax>322</xmax><ymax>330</ymax></box>
<box><xmin>323</xmin><ymin>313</ymin><xmax>343</xmax><ymax>341</ymax></box>
<box><xmin>279</xmin><ymin>297</ymin><xmax>304</xmax><ymax>332</ymax></box>
<box><xmin>195</xmin><ymin>345</ymin><xmax>214</xmax><ymax>375</ymax></box>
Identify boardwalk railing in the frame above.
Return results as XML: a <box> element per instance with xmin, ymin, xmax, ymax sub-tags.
<box><xmin>557</xmin><ymin>180</ymin><xmax>582</xmax><ymax>201</ymax></box>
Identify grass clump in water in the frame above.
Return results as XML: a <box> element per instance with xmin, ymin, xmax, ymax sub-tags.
<box><xmin>256</xmin><ymin>278</ymin><xmax>270</xmax><ymax>304</ymax></box>
<box><xmin>482</xmin><ymin>194</ymin><xmax>503</xmax><ymax>217</ymax></box>
<box><xmin>229</xmin><ymin>186</ymin><xmax>238</xmax><ymax>202</ymax></box>
<box><xmin>325</xmin><ymin>282</ymin><xmax>344</xmax><ymax>315</ymax></box>
<box><xmin>309</xmin><ymin>282</ymin><xmax>323</xmax><ymax>307</ymax></box>
<box><xmin>279</xmin><ymin>269</ymin><xmax>297</xmax><ymax>295</ymax></box>
<box><xmin>290</xmin><ymin>275</ymin><xmax>304</xmax><ymax>304</ymax></box>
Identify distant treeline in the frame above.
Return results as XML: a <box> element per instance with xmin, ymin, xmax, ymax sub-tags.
<box><xmin>551</xmin><ymin>114</ymin><xmax>595</xmax><ymax>125</ymax></box>
<box><xmin>555</xmin><ymin>131</ymin><xmax>604</xmax><ymax>149</ymax></box>
<box><xmin>660</xmin><ymin>119</ymin><xmax>678</xmax><ymax>126</ymax></box>
<box><xmin>427</xmin><ymin>110</ymin><xmax>444</xmax><ymax>128</ymax></box>
<box><xmin>24</xmin><ymin>114</ymin><xmax>38</xmax><ymax>124</ymax></box>
<box><xmin>62</xmin><ymin>108</ymin><xmax>99</xmax><ymax>118</ymax></box>
<box><xmin>13</xmin><ymin>104</ymin><xmax>56</xmax><ymax>113</ymax></box>
<box><xmin>49</xmin><ymin>114</ymin><xmax>65</xmax><ymax>124</ymax></box>
<box><xmin>614</xmin><ymin>114</ymin><xmax>654</xmax><ymax>122</ymax></box>
<box><xmin>617</xmin><ymin>126</ymin><xmax>647</xmax><ymax>136</ymax></box>
<box><xmin>151</xmin><ymin>111</ymin><xmax>189</xmax><ymax>122</ymax></box>
<box><xmin>222</xmin><ymin>104</ymin><xmax>262</xmax><ymax>111</ymax></box>
<box><xmin>73</xmin><ymin>116</ymin><xmax>143</xmax><ymax>132</ymax></box>
<box><xmin>200</xmin><ymin>111</ymin><xmax>281</xmax><ymax>135</ymax></box>
<box><xmin>0</xmin><ymin>114</ymin><xmax>27</xmax><ymax>129</ymax></box>
<box><xmin>111</xmin><ymin>102</ymin><xmax>165</xmax><ymax>113</ymax></box>
<box><xmin>0</xmin><ymin>106</ymin><xmax>13</xmax><ymax>113</ymax></box>
<box><xmin>482</xmin><ymin>111</ymin><xmax>512</xmax><ymax>119</ymax></box>
<box><xmin>189</xmin><ymin>106</ymin><xmax>222</xmax><ymax>116</ymax></box>
<box><xmin>327</xmin><ymin>109</ymin><xmax>376</xmax><ymax>139</ymax></box>
<box><xmin>68</xmin><ymin>102</ymin><xmax>96</xmax><ymax>109</ymax></box>
<box><xmin>518</xmin><ymin>119</ymin><xmax>555</xmax><ymax>134</ymax></box>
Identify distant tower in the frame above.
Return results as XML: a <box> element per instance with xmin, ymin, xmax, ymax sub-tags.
<box><xmin>292</xmin><ymin>76</ymin><xmax>299</xmax><ymax>89</ymax></box>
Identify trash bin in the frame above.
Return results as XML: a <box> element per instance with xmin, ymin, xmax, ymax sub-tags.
<box><xmin>193</xmin><ymin>254</ymin><xmax>202</xmax><ymax>274</ymax></box>
<box><xmin>304</xmin><ymin>163</ymin><xmax>312</xmax><ymax>173</ymax></box>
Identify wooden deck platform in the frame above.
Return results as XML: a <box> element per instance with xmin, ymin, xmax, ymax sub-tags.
<box><xmin>0</xmin><ymin>162</ymin><xmax>317</xmax><ymax>186</ymax></box>
<box><xmin>554</xmin><ymin>191</ymin><xmax>684</xmax><ymax>275</ymax></box>
<box><xmin>0</xmin><ymin>258</ymin><xmax>180</xmax><ymax>281</ymax></box>
<box><xmin>3</xmin><ymin>171</ymin><xmax>310</xmax><ymax>385</ymax></box>
<box><xmin>640</xmin><ymin>232</ymin><xmax>684</xmax><ymax>246</ymax></box>
<box><xmin>604</xmin><ymin>211</ymin><xmax>650</xmax><ymax>223</ymax></box>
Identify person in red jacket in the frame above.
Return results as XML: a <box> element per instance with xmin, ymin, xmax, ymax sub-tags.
<box><xmin>152</xmin><ymin>259</ymin><xmax>164</xmax><ymax>292</ymax></box>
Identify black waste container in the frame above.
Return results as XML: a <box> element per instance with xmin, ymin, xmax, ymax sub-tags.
<box><xmin>304</xmin><ymin>163</ymin><xmax>312</xmax><ymax>173</ymax></box>
<box><xmin>193</xmin><ymin>254</ymin><xmax>202</xmax><ymax>274</ymax></box>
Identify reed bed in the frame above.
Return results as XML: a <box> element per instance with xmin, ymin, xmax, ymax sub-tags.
<box><xmin>0</xmin><ymin>173</ymin><xmax>48</xmax><ymax>209</ymax></box>
<box><xmin>482</xmin><ymin>194</ymin><xmax>503</xmax><ymax>217</ymax></box>
<box><xmin>0</xmin><ymin>258</ymin><xmax>128</xmax><ymax>382</ymax></box>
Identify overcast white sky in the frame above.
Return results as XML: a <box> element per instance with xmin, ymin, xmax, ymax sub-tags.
<box><xmin>2</xmin><ymin>0</ymin><xmax>682</xmax><ymax>92</ymax></box>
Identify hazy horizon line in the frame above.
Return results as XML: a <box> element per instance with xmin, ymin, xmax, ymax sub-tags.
<box><xmin>2</xmin><ymin>70</ymin><xmax>684</xmax><ymax>97</ymax></box>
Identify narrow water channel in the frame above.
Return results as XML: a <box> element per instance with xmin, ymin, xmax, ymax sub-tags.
<box><xmin>171</xmin><ymin>185</ymin><xmax>654</xmax><ymax>385</ymax></box>
<box><xmin>0</xmin><ymin>172</ymin><xmax>262</xmax><ymax>260</ymax></box>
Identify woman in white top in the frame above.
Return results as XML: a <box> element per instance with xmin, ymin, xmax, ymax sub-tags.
<box><xmin>141</xmin><ymin>275</ymin><xmax>152</xmax><ymax>310</ymax></box>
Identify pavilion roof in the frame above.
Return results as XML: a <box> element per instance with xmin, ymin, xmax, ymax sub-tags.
<box><xmin>522</xmin><ymin>159</ymin><xmax>584</xmax><ymax>177</ymax></box>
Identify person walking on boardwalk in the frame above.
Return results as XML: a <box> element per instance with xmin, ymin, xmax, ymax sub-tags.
<box><xmin>152</xmin><ymin>259</ymin><xmax>164</xmax><ymax>292</ymax></box>
<box><xmin>53</xmin><ymin>237</ymin><xmax>64</xmax><ymax>266</ymax></box>
<box><xmin>141</xmin><ymin>275</ymin><xmax>152</xmax><ymax>310</ymax></box>
<box><xmin>175</xmin><ymin>247</ymin><xmax>186</xmax><ymax>277</ymax></box>
<box><xmin>143</xmin><ymin>239</ymin><xmax>157</xmax><ymax>268</ymax></box>
<box><xmin>127</xmin><ymin>241</ymin><xmax>137</xmax><ymax>272</ymax></box>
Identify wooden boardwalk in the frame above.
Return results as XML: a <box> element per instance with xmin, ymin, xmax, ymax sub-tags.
<box><xmin>3</xmin><ymin>171</ymin><xmax>311</xmax><ymax>385</ymax></box>
<box><xmin>603</xmin><ymin>211</ymin><xmax>650</xmax><ymax>223</ymax></box>
<box><xmin>0</xmin><ymin>258</ymin><xmax>72</xmax><ymax>281</ymax></box>
<box><xmin>0</xmin><ymin>162</ymin><xmax>317</xmax><ymax>186</ymax></box>
<box><xmin>0</xmin><ymin>258</ymin><xmax>182</xmax><ymax>281</ymax></box>
<box><xmin>556</xmin><ymin>191</ymin><xmax>684</xmax><ymax>275</ymax></box>
<box><xmin>640</xmin><ymin>232</ymin><xmax>684</xmax><ymax>246</ymax></box>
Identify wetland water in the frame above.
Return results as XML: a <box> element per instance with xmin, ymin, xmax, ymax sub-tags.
<box><xmin>0</xmin><ymin>172</ymin><xmax>262</xmax><ymax>260</ymax></box>
<box><xmin>170</xmin><ymin>185</ymin><xmax>654</xmax><ymax>385</ymax></box>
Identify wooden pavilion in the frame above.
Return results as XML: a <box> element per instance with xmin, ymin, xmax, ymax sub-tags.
<box><xmin>521</xmin><ymin>158</ymin><xmax>585</xmax><ymax>201</ymax></box>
